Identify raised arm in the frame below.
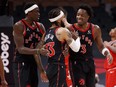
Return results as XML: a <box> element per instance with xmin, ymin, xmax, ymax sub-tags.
<box><xmin>56</xmin><ymin>27</ymin><xmax>81</xmax><ymax>52</ymax></box>
<box><xmin>62</xmin><ymin>17</ymin><xmax>72</xmax><ymax>28</ymax></box>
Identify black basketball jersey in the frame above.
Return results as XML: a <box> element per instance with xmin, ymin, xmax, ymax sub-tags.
<box><xmin>15</xmin><ymin>19</ymin><xmax>44</xmax><ymax>62</ymax></box>
<box><xmin>69</xmin><ymin>23</ymin><xmax>94</xmax><ymax>60</ymax></box>
<box><xmin>44</xmin><ymin>27</ymin><xmax>65</xmax><ymax>64</ymax></box>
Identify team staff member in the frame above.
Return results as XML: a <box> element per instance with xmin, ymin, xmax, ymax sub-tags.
<box><xmin>13</xmin><ymin>3</ymin><xmax>48</xmax><ymax>87</ymax></box>
<box><xmin>44</xmin><ymin>8</ymin><xmax>81</xmax><ymax>87</ymax></box>
<box><xmin>104</xmin><ymin>28</ymin><xmax>116</xmax><ymax>87</ymax></box>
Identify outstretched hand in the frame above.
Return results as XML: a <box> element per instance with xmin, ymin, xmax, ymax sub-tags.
<box><xmin>62</xmin><ymin>17</ymin><xmax>67</xmax><ymax>23</ymax></box>
<box><xmin>39</xmin><ymin>47</ymin><xmax>49</xmax><ymax>56</ymax></box>
<box><xmin>62</xmin><ymin>17</ymin><xmax>71</xmax><ymax>28</ymax></box>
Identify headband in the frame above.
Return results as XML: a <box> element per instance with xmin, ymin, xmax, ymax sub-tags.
<box><xmin>25</xmin><ymin>4</ymin><xmax>38</xmax><ymax>14</ymax></box>
<box><xmin>49</xmin><ymin>11</ymin><xmax>64</xmax><ymax>22</ymax></box>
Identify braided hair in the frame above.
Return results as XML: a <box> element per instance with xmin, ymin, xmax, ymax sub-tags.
<box><xmin>48</xmin><ymin>8</ymin><xmax>62</xmax><ymax>26</ymax></box>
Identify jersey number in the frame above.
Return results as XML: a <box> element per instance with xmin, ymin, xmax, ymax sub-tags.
<box><xmin>45</xmin><ymin>42</ymin><xmax>55</xmax><ymax>57</ymax></box>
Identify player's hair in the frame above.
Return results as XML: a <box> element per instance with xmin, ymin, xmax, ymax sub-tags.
<box><xmin>24</xmin><ymin>2</ymin><xmax>37</xmax><ymax>12</ymax></box>
<box><xmin>48</xmin><ymin>7</ymin><xmax>61</xmax><ymax>26</ymax></box>
<box><xmin>77</xmin><ymin>4</ymin><xmax>93</xmax><ymax>18</ymax></box>
<box><xmin>48</xmin><ymin>8</ymin><xmax>61</xmax><ymax>20</ymax></box>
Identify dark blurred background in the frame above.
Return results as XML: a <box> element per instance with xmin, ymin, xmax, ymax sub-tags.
<box><xmin>0</xmin><ymin>0</ymin><xmax>116</xmax><ymax>87</ymax></box>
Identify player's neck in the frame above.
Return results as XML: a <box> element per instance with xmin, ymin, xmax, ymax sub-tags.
<box><xmin>24</xmin><ymin>17</ymin><xmax>34</xmax><ymax>26</ymax></box>
<box><xmin>77</xmin><ymin>23</ymin><xmax>88</xmax><ymax>30</ymax></box>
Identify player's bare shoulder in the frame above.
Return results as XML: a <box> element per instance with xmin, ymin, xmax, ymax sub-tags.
<box><xmin>92</xmin><ymin>24</ymin><xmax>101</xmax><ymax>37</ymax></box>
<box><xmin>13</xmin><ymin>21</ymin><xmax>24</xmax><ymax>35</ymax></box>
<box><xmin>56</xmin><ymin>27</ymin><xmax>71</xmax><ymax>41</ymax></box>
<box><xmin>36</xmin><ymin>22</ymin><xmax>43</xmax><ymax>27</ymax></box>
<box><xmin>13</xmin><ymin>21</ymin><xmax>24</xmax><ymax>31</ymax></box>
<box><xmin>36</xmin><ymin>22</ymin><xmax>46</xmax><ymax>33</ymax></box>
<box><xmin>91</xmin><ymin>23</ymin><xmax>102</xmax><ymax>40</ymax></box>
<box><xmin>56</xmin><ymin>27</ymin><xmax>70</xmax><ymax>35</ymax></box>
<box><xmin>92</xmin><ymin>24</ymin><xmax>101</xmax><ymax>31</ymax></box>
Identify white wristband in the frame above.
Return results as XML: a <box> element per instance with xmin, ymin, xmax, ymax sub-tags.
<box><xmin>102</xmin><ymin>47</ymin><xmax>110</xmax><ymax>56</ymax></box>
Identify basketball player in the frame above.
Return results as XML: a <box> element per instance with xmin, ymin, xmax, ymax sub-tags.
<box><xmin>62</xmin><ymin>4</ymin><xmax>113</xmax><ymax>87</ymax></box>
<box><xmin>0</xmin><ymin>56</ymin><xmax>7</xmax><ymax>87</ymax></box>
<box><xmin>13</xmin><ymin>3</ymin><xmax>49</xmax><ymax>87</ymax></box>
<box><xmin>44</xmin><ymin>8</ymin><xmax>81</xmax><ymax>87</ymax></box>
<box><xmin>104</xmin><ymin>28</ymin><xmax>116</xmax><ymax>87</ymax></box>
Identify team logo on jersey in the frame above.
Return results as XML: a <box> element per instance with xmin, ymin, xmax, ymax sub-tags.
<box><xmin>87</xmin><ymin>30</ymin><xmax>91</xmax><ymax>34</ymax></box>
<box><xmin>45</xmin><ymin>34</ymin><xmax>54</xmax><ymax>42</ymax></box>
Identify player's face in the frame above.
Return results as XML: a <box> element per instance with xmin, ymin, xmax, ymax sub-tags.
<box><xmin>30</xmin><ymin>7</ymin><xmax>40</xmax><ymax>21</ymax></box>
<box><xmin>109</xmin><ymin>29</ymin><xmax>116</xmax><ymax>40</ymax></box>
<box><xmin>109</xmin><ymin>29</ymin><xmax>115</xmax><ymax>36</ymax></box>
<box><xmin>76</xmin><ymin>9</ymin><xmax>89</xmax><ymax>26</ymax></box>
